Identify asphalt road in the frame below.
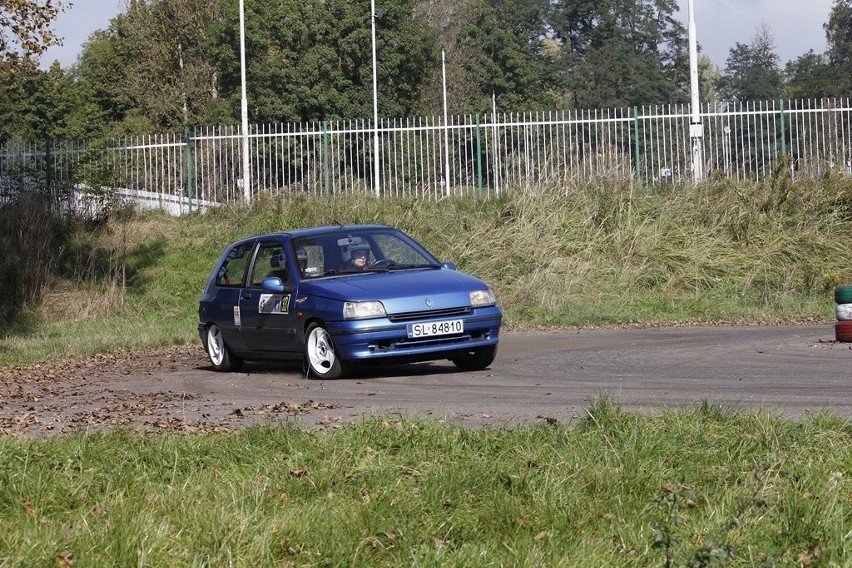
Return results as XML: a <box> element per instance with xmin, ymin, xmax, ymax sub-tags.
<box><xmin>2</xmin><ymin>324</ymin><xmax>849</xmax><ymax>435</ymax></box>
<box><xmin>131</xmin><ymin>323</ymin><xmax>852</xmax><ymax>428</ymax></box>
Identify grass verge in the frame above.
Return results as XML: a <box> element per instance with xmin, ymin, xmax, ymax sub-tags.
<box><xmin>0</xmin><ymin>402</ymin><xmax>848</xmax><ymax>566</ymax></box>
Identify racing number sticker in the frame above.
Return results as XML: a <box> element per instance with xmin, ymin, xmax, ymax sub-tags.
<box><xmin>259</xmin><ymin>294</ymin><xmax>290</xmax><ymax>314</ymax></box>
<box><xmin>233</xmin><ymin>306</ymin><xmax>241</xmax><ymax>326</ymax></box>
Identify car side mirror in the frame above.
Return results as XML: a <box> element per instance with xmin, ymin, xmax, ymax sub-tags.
<box><xmin>260</xmin><ymin>276</ymin><xmax>287</xmax><ymax>293</ymax></box>
<box><xmin>441</xmin><ymin>261</ymin><xmax>457</xmax><ymax>270</ymax></box>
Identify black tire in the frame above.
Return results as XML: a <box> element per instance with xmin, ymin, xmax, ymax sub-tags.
<box><xmin>450</xmin><ymin>345</ymin><xmax>497</xmax><ymax>372</ymax></box>
<box><xmin>304</xmin><ymin>322</ymin><xmax>350</xmax><ymax>379</ymax></box>
<box><xmin>834</xmin><ymin>285</ymin><xmax>852</xmax><ymax>304</ymax></box>
<box><xmin>205</xmin><ymin>324</ymin><xmax>244</xmax><ymax>372</ymax></box>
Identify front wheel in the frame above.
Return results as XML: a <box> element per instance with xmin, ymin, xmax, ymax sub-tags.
<box><xmin>305</xmin><ymin>323</ymin><xmax>350</xmax><ymax>379</ymax></box>
<box><xmin>205</xmin><ymin>324</ymin><xmax>243</xmax><ymax>372</ymax></box>
<box><xmin>450</xmin><ymin>345</ymin><xmax>497</xmax><ymax>372</ymax></box>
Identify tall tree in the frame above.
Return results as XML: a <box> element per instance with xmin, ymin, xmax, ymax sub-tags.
<box><xmin>824</xmin><ymin>0</ymin><xmax>852</xmax><ymax>94</ymax></box>
<box><xmin>697</xmin><ymin>54</ymin><xmax>721</xmax><ymax>104</ymax></box>
<box><xmin>784</xmin><ymin>51</ymin><xmax>834</xmax><ymax>99</ymax></box>
<box><xmin>208</xmin><ymin>0</ymin><xmax>436</xmax><ymax>123</ymax></box>
<box><xmin>0</xmin><ymin>0</ymin><xmax>65</xmax><ymax>62</ymax></box>
<box><xmin>0</xmin><ymin>58</ymin><xmax>90</xmax><ymax>142</ymax></box>
<box><xmin>716</xmin><ymin>23</ymin><xmax>783</xmax><ymax>102</ymax></box>
<box><xmin>72</xmin><ymin>28</ymin><xmax>138</xmax><ymax>134</ymax></box>
<box><xmin>73</xmin><ymin>0</ymin><xmax>218</xmax><ymax>134</ymax></box>
<box><xmin>549</xmin><ymin>0</ymin><xmax>688</xmax><ymax>109</ymax></box>
<box><xmin>415</xmin><ymin>0</ymin><xmax>557</xmax><ymax>115</ymax></box>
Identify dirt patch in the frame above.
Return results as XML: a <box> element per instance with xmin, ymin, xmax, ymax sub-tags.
<box><xmin>0</xmin><ymin>345</ymin><xmax>339</xmax><ymax>436</ymax></box>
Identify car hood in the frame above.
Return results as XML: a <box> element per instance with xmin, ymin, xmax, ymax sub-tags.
<box><xmin>298</xmin><ymin>268</ymin><xmax>490</xmax><ymax>314</ymax></box>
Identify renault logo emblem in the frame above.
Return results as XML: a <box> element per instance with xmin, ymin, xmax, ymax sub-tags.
<box><xmin>425</xmin><ymin>297</ymin><xmax>433</xmax><ymax>307</ymax></box>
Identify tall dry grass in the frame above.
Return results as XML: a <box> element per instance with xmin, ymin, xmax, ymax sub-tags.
<box><xmin>181</xmin><ymin>174</ymin><xmax>852</xmax><ymax>328</ymax></box>
<box><xmin>3</xmin><ymin>175</ymin><xmax>852</xmax><ymax>363</ymax></box>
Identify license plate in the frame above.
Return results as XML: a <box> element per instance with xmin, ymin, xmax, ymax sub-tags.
<box><xmin>407</xmin><ymin>319</ymin><xmax>464</xmax><ymax>338</ymax></box>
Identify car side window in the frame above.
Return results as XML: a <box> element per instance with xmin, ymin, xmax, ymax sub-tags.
<box><xmin>251</xmin><ymin>242</ymin><xmax>288</xmax><ymax>286</ymax></box>
<box><xmin>216</xmin><ymin>243</ymin><xmax>252</xmax><ymax>287</ymax></box>
<box><xmin>292</xmin><ymin>238</ymin><xmax>326</xmax><ymax>278</ymax></box>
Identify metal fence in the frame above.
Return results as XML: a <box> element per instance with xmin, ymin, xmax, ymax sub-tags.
<box><xmin>2</xmin><ymin>98</ymin><xmax>851</xmax><ymax>210</ymax></box>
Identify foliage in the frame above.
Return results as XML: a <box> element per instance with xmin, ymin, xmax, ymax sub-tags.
<box><xmin>716</xmin><ymin>24</ymin><xmax>783</xmax><ymax>102</ymax></box>
<box><xmin>0</xmin><ymin>194</ymin><xmax>72</xmax><ymax>322</ymax></box>
<box><xmin>0</xmin><ymin>0</ymin><xmax>65</xmax><ymax>63</ymax></box>
<box><xmin>0</xmin><ymin>409</ymin><xmax>848</xmax><ymax>565</ymax></box>
<box><xmin>784</xmin><ymin>50</ymin><xmax>835</xmax><ymax>100</ymax></box>
<box><xmin>549</xmin><ymin>0</ymin><xmax>689</xmax><ymax>108</ymax></box>
<box><xmin>7</xmin><ymin>0</ymin><xmax>852</xmax><ymax>141</ymax></box>
<box><xmin>69</xmin><ymin>0</ymin><xmax>217</xmax><ymax>134</ymax></box>
<box><xmin>207</xmin><ymin>0</ymin><xmax>436</xmax><ymax>124</ymax></box>
<box><xmin>824</xmin><ymin>0</ymin><xmax>852</xmax><ymax>95</ymax></box>
<box><xmin>0</xmin><ymin>57</ymin><xmax>90</xmax><ymax>142</ymax></box>
<box><xmin>416</xmin><ymin>0</ymin><xmax>558</xmax><ymax>115</ymax></box>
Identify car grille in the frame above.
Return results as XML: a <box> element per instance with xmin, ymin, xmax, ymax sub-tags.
<box><xmin>372</xmin><ymin>332</ymin><xmax>483</xmax><ymax>353</ymax></box>
<box><xmin>387</xmin><ymin>306</ymin><xmax>471</xmax><ymax>323</ymax></box>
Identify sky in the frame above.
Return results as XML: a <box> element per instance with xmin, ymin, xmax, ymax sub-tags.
<box><xmin>39</xmin><ymin>0</ymin><xmax>837</xmax><ymax>71</ymax></box>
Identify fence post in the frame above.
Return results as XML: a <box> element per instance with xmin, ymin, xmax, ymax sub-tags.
<box><xmin>184</xmin><ymin>126</ymin><xmax>194</xmax><ymax>211</ymax></box>
<box><xmin>44</xmin><ymin>136</ymin><xmax>54</xmax><ymax>201</ymax></box>
<box><xmin>475</xmin><ymin>114</ymin><xmax>483</xmax><ymax>195</ymax></box>
<box><xmin>633</xmin><ymin>107</ymin><xmax>641</xmax><ymax>185</ymax></box>
<box><xmin>323</xmin><ymin>121</ymin><xmax>331</xmax><ymax>194</ymax></box>
<box><xmin>778</xmin><ymin>99</ymin><xmax>787</xmax><ymax>156</ymax></box>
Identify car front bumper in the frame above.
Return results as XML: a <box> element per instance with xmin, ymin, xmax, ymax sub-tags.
<box><xmin>324</xmin><ymin>307</ymin><xmax>502</xmax><ymax>362</ymax></box>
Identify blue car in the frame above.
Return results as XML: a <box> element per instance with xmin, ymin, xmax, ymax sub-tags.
<box><xmin>198</xmin><ymin>225</ymin><xmax>502</xmax><ymax>378</ymax></box>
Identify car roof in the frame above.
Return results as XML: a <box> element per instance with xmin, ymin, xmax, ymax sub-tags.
<box><xmin>236</xmin><ymin>224</ymin><xmax>393</xmax><ymax>244</ymax></box>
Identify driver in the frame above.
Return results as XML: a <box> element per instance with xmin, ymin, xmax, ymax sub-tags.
<box><xmin>296</xmin><ymin>246</ymin><xmax>308</xmax><ymax>276</ymax></box>
<box><xmin>345</xmin><ymin>242</ymin><xmax>371</xmax><ymax>271</ymax></box>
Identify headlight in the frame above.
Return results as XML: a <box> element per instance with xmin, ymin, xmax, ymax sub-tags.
<box><xmin>343</xmin><ymin>301</ymin><xmax>387</xmax><ymax>319</ymax></box>
<box><xmin>469</xmin><ymin>288</ymin><xmax>496</xmax><ymax>307</ymax></box>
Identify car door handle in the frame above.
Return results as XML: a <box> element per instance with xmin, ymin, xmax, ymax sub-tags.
<box><xmin>241</xmin><ymin>292</ymin><xmax>252</xmax><ymax>300</ymax></box>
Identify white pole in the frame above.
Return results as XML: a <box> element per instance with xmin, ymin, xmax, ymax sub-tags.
<box><xmin>442</xmin><ymin>49</ymin><xmax>450</xmax><ymax>197</ymax></box>
<box><xmin>492</xmin><ymin>92</ymin><xmax>499</xmax><ymax>196</ymax></box>
<box><xmin>688</xmin><ymin>0</ymin><xmax>704</xmax><ymax>182</ymax></box>
<box><xmin>371</xmin><ymin>0</ymin><xmax>380</xmax><ymax>196</ymax></box>
<box><xmin>239</xmin><ymin>0</ymin><xmax>251</xmax><ymax>201</ymax></box>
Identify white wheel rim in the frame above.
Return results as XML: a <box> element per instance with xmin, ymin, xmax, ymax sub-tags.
<box><xmin>207</xmin><ymin>326</ymin><xmax>225</xmax><ymax>366</ymax></box>
<box><xmin>307</xmin><ymin>327</ymin><xmax>335</xmax><ymax>375</ymax></box>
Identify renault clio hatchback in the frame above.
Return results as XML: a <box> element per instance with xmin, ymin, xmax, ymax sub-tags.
<box><xmin>198</xmin><ymin>225</ymin><xmax>502</xmax><ymax>378</ymax></box>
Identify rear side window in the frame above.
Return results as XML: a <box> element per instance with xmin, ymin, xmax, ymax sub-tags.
<box><xmin>216</xmin><ymin>243</ymin><xmax>252</xmax><ymax>287</ymax></box>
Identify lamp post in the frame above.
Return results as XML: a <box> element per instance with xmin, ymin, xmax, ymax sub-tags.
<box><xmin>442</xmin><ymin>49</ymin><xmax>450</xmax><ymax>196</ymax></box>
<box><xmin>239</xmin><ymin>0</ymin><xmax>251</xmax><ymax>202</ymax></box>
<box><xmin>370</xmin><ymin>0</ymin><xmax>380</xmax><ymax>196</ymax></box>
<box><xmin>688</xmin><ymin>0</ymin><xmax>704</xmax><ymax>183</ymax></box>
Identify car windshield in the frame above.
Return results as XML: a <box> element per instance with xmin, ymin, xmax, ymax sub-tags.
<box><xmin>292</xmin><ymin>228</ymin><xmax>440</xmax><ymax>279</ymax></box>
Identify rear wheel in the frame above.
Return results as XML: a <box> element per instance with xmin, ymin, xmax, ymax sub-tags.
<box><xmin>450</xmin><ymin>345</ymin><xmax>497</xmax><ymax>372</ymax></box>
<box><xmin>305</xmin><ymin>323</ymin><xmax>350</xmax><ymax>379</ymax></box>
<box><xmin>205</xmin><ymin>324</ymin><xmax>243</xmax><ymax>372</ymax></box>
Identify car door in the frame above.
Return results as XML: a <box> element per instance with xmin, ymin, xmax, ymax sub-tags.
<box><xmin>201</xmin><ymin>239</ymin><xmax>255</xmax><ymax>353</ymax></box>
<box><xmin>238</xmin><ymin>239</ymin><xmax>300</xmax><ymax>353</ymax></box>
